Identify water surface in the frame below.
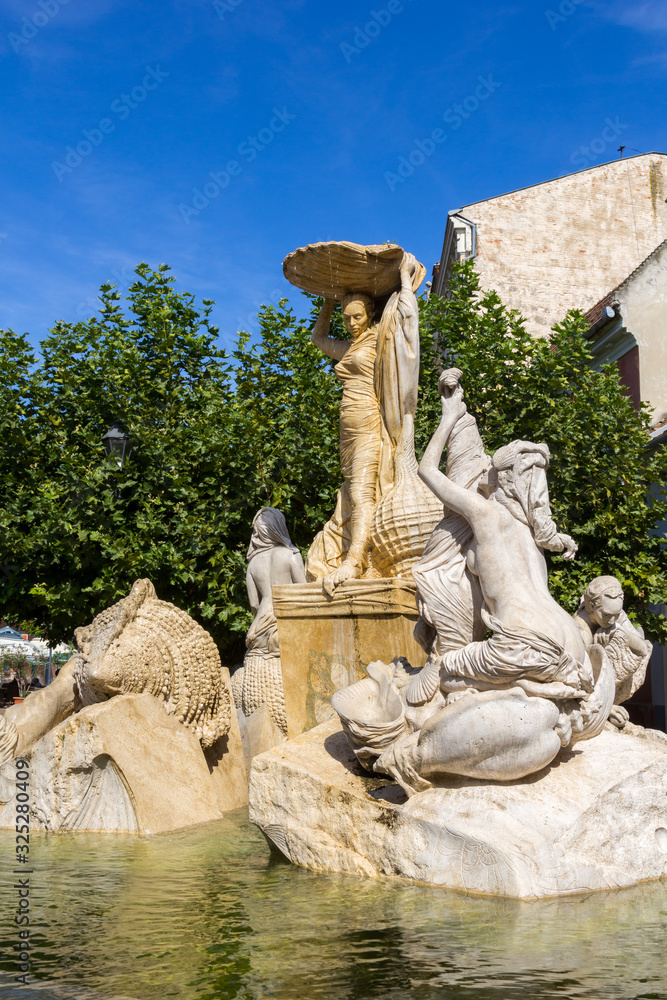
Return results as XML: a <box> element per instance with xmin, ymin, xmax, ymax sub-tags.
<box><xmin>1</xmin><ymin>813</ymin><xmax>666</xmax><ymax>1000</ymax></box>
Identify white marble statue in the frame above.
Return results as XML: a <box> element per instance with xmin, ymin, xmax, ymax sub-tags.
<box><xmin>332</xmin><ymin>371</ymin><xmax>616</xmax><ymax>795</ymax></box>
<box><xmin>232</xmin><ymin>507</ymin><xmax>305</xmax><ymax>739</ymax></box>
<box><xmin>574</xmin><ymin>575</ymin><xmax>652</xmax><ymax>730</ymax></box>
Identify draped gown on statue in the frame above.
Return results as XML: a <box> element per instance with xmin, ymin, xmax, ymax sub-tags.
<box><xmin>305</xmin><ymin>285</ymin><xmax>421</xmax><ymax>581</ymax></box>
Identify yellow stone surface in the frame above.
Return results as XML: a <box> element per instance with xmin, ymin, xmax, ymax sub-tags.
<box><xmin>273</xmin><ymin>579</ymin><xmax>428</xmax><ymax>738</ymax></box>
<box><xmin>0</xmin><ymin>692</ymin><xmax>248</xmax><ymax>835</ymax></box>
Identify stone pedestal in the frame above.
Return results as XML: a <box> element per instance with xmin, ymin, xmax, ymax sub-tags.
<box><xmin>249</xmin><ymin>717</ymin><xmax>667</xmax><ymax>900</ymax></box>
<box><xmin>0</xmin><ymin>693</ymin><xmax>248</xmax><ymax>835</ymax></box>
<box><xmin>273</xmin><ymin>579</ymin><xmax>428</xmax><ymax>739</ymax></box>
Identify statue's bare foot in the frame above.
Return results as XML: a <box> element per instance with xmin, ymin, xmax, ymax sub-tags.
<box><xmin>608</xmin><ymin>704</ymin><xmax>630</xmax><ymax>730</ymax></box>
<box><xmin>0</xmin><ymin>716</ymin><xmax>20</xmax><ymax>766</ymax></box>
<box><xmin>323</xmin><ymin>559</ymin><xmax>360</xmax><ymax>597</ymax></box>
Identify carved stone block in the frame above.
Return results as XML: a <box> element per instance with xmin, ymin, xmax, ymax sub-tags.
<box><xmin>249</xmin><ymin>717</ymin><xmax>667</xmax><ymax>899</ymax></box>
<box><xmin>0</xmin><ymin>692</ymin><xmax>248</xmax><ymax>835</ymax></box>
<box><xmin>272</xmin><ymin>579</ymin><xmax>428</xmax><ymax>739</ymax></box>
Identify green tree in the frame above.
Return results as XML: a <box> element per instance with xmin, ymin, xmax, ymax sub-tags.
<box><xmin>1</xmin><ymin>259</ymin><xmax>665</xmax><ymax>658</ymax></box>
<box><xmin>0</xmin><ymin>265</ymin><xmax>343</xmax><ymax>660</ymax></box>
<box><xmin>417</xmin><ymin>261</ymin><xmax>667</xmax><ymax>640</ymax></box>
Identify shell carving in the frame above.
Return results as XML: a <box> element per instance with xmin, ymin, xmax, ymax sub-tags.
<box><xmin>72</xmin><ymin>579</ymin><xmax>232</xmax><ymax>748</ymax></box>
<box><xmin>370</xmin><ymin>423</ymin><xmax>443</xmax><ymax>577</ymax></box>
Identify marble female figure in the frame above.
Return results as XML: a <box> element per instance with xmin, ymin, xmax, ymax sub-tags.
<box><xmin>233</xmin><ymin>507</ymin><xmax>306</xmax><ymax>738</ymax></box>
<box><xmin>308</xmin><ymin>252</ymin><xmax>421</xmax><ymax>594</ymax></box>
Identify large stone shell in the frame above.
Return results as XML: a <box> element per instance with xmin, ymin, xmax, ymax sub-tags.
<box><xmin>371</xmin><ymin>469</ymin><xmax>443</xmax><ymax>578</ymax></box>
<box><xmin>72</xmin><ymin>579</ymin><xmax>232</xmax><ymax>748</ymax></box>
<box><xmin>283</xmin><ymin>241</ymin><xmax>426</xmax><ymax>301</ymax></box>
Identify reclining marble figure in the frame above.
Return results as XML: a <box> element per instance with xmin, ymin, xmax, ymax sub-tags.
<box><xmin>332</xmin><ymin>371</ymin><xmax>616</xmax><ymax>795</ymax></box>
<box><xmin>574</xmin><ymin>575</ymin><xmax>653</xmax><ymax>730</ymax></box>
<box><xmin>0</xmin><ymin>578</ymin><xmax>233</xmax><ymax>765</ymax></box>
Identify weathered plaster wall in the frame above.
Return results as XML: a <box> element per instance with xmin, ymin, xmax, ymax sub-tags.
<box><xmin>616</xmin><ymin>243</ymin><xmax>667</xmax><ymax>425</ymax></box>
<box><xmin>455</xmin><ymin>154</ymin><xmax>667</xmax><ymax>337</ymax></box>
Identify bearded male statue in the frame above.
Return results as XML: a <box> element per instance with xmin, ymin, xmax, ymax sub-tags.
<box><xmin>574</xmin><ymin>575</ymin><xmax>653</xmax><ymax>731</ymax></box>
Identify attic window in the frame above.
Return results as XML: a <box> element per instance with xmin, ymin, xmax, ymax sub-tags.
<box><xmin>455</xmin><ymin>225</ymin><xmax>473</xmax><ymax>260</ymax></box>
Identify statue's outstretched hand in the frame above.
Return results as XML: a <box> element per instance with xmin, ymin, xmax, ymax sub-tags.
<box><xmin>438</xmin><ymin>368</ymin><xmax>463</xmax><ymax>395</ymax></box>
<box><xmin>400</xmin><ymin>252</ymin><xmax>418</xmax><ymax>281</ymax></box>
<box><xmin>440</xmin><ymin>384</ymin><xmax>467</xmax><ymax>425</ymax></box>
<box><xmin>557</xmin><ymin>534</ymin><xmax>578</xmax><ymax>561</ymax></box>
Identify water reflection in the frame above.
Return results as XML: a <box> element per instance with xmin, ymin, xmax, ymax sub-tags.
<box><xmin>1</xmin><ymin>813</ymin><xmax>666</xmax><ymax>999</ymax></box>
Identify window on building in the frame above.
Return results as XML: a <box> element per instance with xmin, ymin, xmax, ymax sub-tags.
<box><xmin>616</xmin><ymin>345</ymin><xmax>641</xmax><ymax>411</ymax></box>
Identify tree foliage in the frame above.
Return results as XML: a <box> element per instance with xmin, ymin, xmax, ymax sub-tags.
<box><xmin>0</xmin><ymin>265</ymin><xmax>343</xmax><ymax>659</ymax></box>
<box><xmin>1</xmin><ymin>260</ymin><xmax>665</xmax><ymax>658</ymax></box>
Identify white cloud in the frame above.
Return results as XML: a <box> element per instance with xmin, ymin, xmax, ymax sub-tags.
<box><xmin>602</xmin><ymin>1</ymin><xmax>667</xmax><ymax>31</ymax></box>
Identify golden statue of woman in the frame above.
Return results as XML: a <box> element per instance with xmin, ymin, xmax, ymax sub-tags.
<box><xmin>283</xmin><ymin>242</ymin><xmax>440</xmax><ymax>595</ymax></box>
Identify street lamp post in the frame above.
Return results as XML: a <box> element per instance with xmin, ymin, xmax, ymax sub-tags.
<box><xmin>102</xmin><ymin>422</ymin><xmax>131</xmax><ymax>469</ymax></box>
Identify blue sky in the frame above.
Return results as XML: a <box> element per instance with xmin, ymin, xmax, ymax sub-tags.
<box><xmin>1</xmin><ymin>0</ymin><xmax>666</xmax><ymax>351</ymax></box>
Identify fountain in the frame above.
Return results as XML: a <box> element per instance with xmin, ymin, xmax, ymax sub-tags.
<box><xmin>249</xmin><ymin>240</ymin><xmax>667</xmax><ymax>899</ymax></box>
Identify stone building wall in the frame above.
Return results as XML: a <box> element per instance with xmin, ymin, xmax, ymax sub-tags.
<box><xmin>618</xmin><ymin>241</ymin><xmax>667</xmax><ymax>424</ymax></box>
<box><xmin>437</xmin><ymin>153</ymin><xmax>667</xmax><ymax>338</ymax></box>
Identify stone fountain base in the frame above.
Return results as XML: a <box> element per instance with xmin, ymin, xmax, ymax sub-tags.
<box><xmin>273</xmin><ymin>579</ymin><xmax>428</xmax><ymax>738</ymax></box>
<box><xmin>0</xmin><ymin>693</ymin><xmax>248</xmax><ymax>835</ymax></box>
<box><xmin>249</xmin><ymin>717</ymin><xmax>667</xmax><ymax>900</ymax></box>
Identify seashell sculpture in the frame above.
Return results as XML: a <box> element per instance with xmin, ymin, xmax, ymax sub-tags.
<box><xmin>370</xmin><ymin>419</ymin><xmax>444</xmax><ymax>578</ymax></box>
<box><xmin>72</xmin><ymin>579</ymin><xmax>232</xmax><ymax>748</ymax></box>
<box><xmin>282</xmin><ymin>240</ymin><xmax>426</xmax><ymax>303</ymax></box>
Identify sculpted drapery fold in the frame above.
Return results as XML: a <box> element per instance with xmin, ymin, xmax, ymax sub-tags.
<box><xmin>374</xmin><ymin>286</ymin><xmax>421</xmax><ymax>495</ymax></box>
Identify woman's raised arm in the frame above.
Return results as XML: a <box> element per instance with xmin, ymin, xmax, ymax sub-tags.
<box><xmin>311</xmin><ymin>299</ymin><xmax>350</xmax><ymax>361</ymax></box>
<box><xmin>418</xmin><ymin>386</ymin><xmax>487</xmax><ymax>524</ymax></box>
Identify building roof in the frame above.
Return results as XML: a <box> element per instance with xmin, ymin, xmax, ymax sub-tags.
<box><xmin>585</xmin><ymin>239</ymin><xmax>667</xmax><ymax>328</ymax></box>
<box><xmin>454</xmin><ymin>152</ymin><xmax>667</xmax><ymax>214</ymax></box>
